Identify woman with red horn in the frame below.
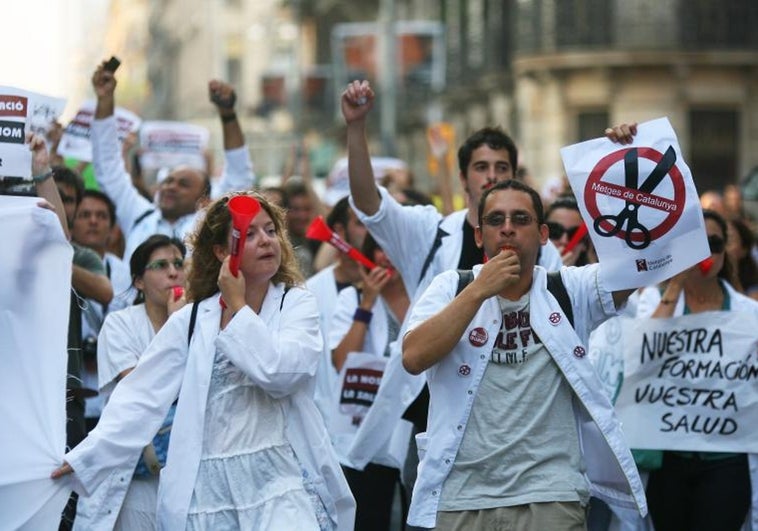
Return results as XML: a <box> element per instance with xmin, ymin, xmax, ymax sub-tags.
<box><xmin>53</xmin><ymin>191</ymin><xmax>355</xmax><ymax>530</ymax></box>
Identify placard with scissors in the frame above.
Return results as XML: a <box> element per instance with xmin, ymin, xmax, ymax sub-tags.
<box><xmin>560</xmin><ymin>117</ymin><xmax>709</xmax><ymax>290</ymax></box>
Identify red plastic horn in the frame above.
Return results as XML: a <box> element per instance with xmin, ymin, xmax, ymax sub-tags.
<box><xmin>306</xmin><ymin>216</ymin><xmax>376</xmax><ymax>270</ymax></box>
<box><xmin>563</xmin><ymin>222</ymin><xmax>588</xmax><ymax>254</ymax></box>
<box><xmin>228</xmin><ymin>195</ymin><xmax>261</xmax><ymax>276</ymax></box>
<box><xmin>698</xmin><ymin>256</ymin><xmax>714</xmax><ymax>276</ymax></box>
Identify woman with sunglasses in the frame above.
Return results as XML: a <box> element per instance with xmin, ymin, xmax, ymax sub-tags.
<box><xmin>72</xmin><ymin>234</ymin><xmax>187</xmax><ymax>530</ymax></box>
<box><xmin>545</xmin><ymin>197</ymin><xmax>596</xmax><ymax>267</ymax></box>
<box><xmin>53</xmin><ymin>193</ymin><xmax>354</xmax><ymax>530</ymax></box>
<box><xmin>638</xmin><ymin>209</ymin><xmax>757</xmax><ymax>531</ymax></box>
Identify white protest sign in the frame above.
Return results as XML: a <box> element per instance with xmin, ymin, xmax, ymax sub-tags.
<box><xmin>560</xmin><ymin>117</ymin><xmax>709</xmax><ymax>290</ymax></box>
<box><xmin>139</xmin><ymin>121</ymin><xmax>210</xmax><ymax>172</ymax></box>
<box><xmin>615</xmin><ymin>311</ymin><xmax>758</xmax><ymax>453</ymax></box>
<box><xmin>58</xmin><ymin>100</ymin><xmax>141</xmax><ymax>162</ymax></box>
<box><xmin>329</xmin><ymin>351</ymin><xmax>411</xmax><ymax>469</ymax></box>
<box><xmin>0</xmin><ymin>91</ymin><xmax>31</xmax><ymax>177</ymax></box>
<box><xmin>0</xmin><ymin>86</ymin><xmax>66</xmax><ymax>146</ymax></box>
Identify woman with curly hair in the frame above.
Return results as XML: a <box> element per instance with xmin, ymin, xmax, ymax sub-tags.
<box><xmin>53</xmin><ymin>192</ymin><xmax>355</xmax><ymax>530</ymax></box>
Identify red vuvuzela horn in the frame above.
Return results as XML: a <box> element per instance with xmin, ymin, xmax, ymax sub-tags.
<box><xmin>698</xmin><ymin>256</ymin><xmax>714</xmax><ymax>276</ymax></box>
<box><xmin>228</xmin><ymin>195</ymin><xmax>261</xmax><ymax>276</ymax></box>
<box><xmin>306</xmin><ymin>216</ymin><xmax>376</xmax><ymax>270</ymax></box>
<box><xmin>563</xmin><ymin>222</ymin><xmax>588</xmax><ymax>254</ymax></box>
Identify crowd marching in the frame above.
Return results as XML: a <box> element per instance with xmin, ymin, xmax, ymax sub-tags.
<box><xmin>4</xmin><ymin>61</ymin><xmax>758</xmax><ymax>531</ymax></box>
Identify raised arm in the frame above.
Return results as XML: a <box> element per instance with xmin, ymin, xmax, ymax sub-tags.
<box><xmin>91</xmin><ymin>61</ymin><xmax>153</xmax><ymax>231</ymax></box>
<box><xmin>342</xmin><ymin>80</ymin><xmax>380</xmax><ymax>216</ymax></box>
<box><xmin>209</xmin><ymin>79</ymin><xmax>255</xmax><ymax>195</ymax></box>
<box><xmin>28</xmin><ymin>133</ymin><xmax>69</xmax><ymax>240</ymax></box>
<box><xmin>331</xmin><ymin>267</ymin><xmax>392</xmax><ymax>372</ymax></box>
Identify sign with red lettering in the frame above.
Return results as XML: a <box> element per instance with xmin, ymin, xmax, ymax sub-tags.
<box><xmin>561</xmin><ymin>117</ymin><xmax>709</xmax><ymax>290</ymax></box>
<box><xmin>615</xmin><ymin>311</ymin><xmax>758</xmax><ymax>452</ymax></box>
<box><xmin>0</xmin><ymin>88</ymin><xmax>31</xmax><ymax>177</ymax></box>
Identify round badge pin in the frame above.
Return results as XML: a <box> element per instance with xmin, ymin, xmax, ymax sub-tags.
<box><xmin>458</xmin><ymin>364</ymin><xmax>471</xmax><ymax>377</ymax></box>
<box><xmin>573</xmin><ymin>346</ymin><xmax>586</xmax><ymax>358</ymax></box>
<box><xmin>468</xmin><ymin>327</ymin><xmax>488</xmax><ymax>347</ymax></box>
<box><xmin>549</xmin><ymin>312</ymin><xmax>562</xmax><ymax>325</ymax></box>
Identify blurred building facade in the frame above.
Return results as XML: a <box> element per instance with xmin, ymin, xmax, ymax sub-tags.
<box><xmin>136</xmin><ymin>0</ymin><xmax>757</xmax><ymax>193</ymax></box>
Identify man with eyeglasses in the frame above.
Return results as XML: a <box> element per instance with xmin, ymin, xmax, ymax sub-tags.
<box><xmin>70</xmin><ymin>189</ymin><xmax>133</xmax><ymax>438</ymax></box>
<box><xmin>90</xmin><ymin>61</ymin><xmax>256</xmax><ymax>262</ymax></box>
<box><xmin>401</xmin><ymin>179</ymin><xmax>648</xmax><ymax>530</ymax></box>
<box><xmin>337</xmin><ymin>81</ymin><xmax>562</xmax><ymax>489</ymax></box>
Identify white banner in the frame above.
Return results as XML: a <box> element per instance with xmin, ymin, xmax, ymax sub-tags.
<box><xmin>615</xmin><ymin>311</ymin><xmax>758</xmax><ymax>453</ymax></box>
<box><xmin>329</xmin><ymin>352</ymin><xmax>411</xmax><ymax>470</ymax></box>
<box><xmin>0</xmin><ymin>86</ymin><xmax>66</xmax><ymax>154</ymax></box>
<box><xmin>0</xmin><ymin>197</ymin><xmax>73</xmax><ymax>529</ymax></box>
<box><xmin>58</xmin><ymin>100</ymin><xmax>141</xmax><ymax>162</ymax></box>
<box><xmin>139</xmin><ymin>120</ymin><xmax>209</xmax><ymax>172</ymax></box>
<box><xmin>560</xmin><ymin>117</ymin><xmax>709</xmax><ymax>290</ymax></box>
<box><xmin>0</xmin><ymin>90</ymin><xmax>31</xmax><ymax>178</ymax></box>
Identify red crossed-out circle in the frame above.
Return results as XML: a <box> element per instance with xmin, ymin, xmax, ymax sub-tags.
<box><xmin>584</xmin><ymin>147</ymin><xmax>686</xmax><ymax>244</ymax></box>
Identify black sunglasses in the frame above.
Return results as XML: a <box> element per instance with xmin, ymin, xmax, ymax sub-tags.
<box><xmin>708</xmin><ymin>235</ymin><xmax>725</xmax><ymax>254</ymax></box>
<box><xmin>547</xmin><ymin>222</ymin><xmax>581</xmax><ymax>241</ymax></box>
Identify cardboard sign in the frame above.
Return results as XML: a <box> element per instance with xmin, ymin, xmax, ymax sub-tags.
<box><xmin>0</xmin><ymin>86</ymin><xmax>67</xmax><ymax>143</ymax></box>
<box><xmin>560</xmin><ymin>117</ymin><xmax>709</xmax><ymax>290</ymax></box>
<box><xmin>58</xmin><ymin>100</ymin><xmax>141</xmax><ymax>162</ymax></box>
<box><xmin>615</xmin><ymin>311</ymin><xmax>758</xmax><ymax>453</ymax></box>
<box><xmin>139</xmin><ymin>120</ymin><xmax>209</xmax><ymax>173</ymax></box>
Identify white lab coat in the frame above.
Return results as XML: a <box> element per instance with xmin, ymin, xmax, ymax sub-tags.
<box><xmin>64</xmin><ymin>285</ymin><xmax>355</xmax><ymax>530</ymax></box>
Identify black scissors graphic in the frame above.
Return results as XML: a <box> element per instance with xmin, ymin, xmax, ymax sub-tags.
<box><xmin>593</xmin><ymin>146</ymin><xmax>676</xmax><ymax>250</ymax></box>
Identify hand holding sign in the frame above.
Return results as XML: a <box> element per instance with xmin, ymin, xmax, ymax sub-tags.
<box><xmin>561</xmin><ymin>117</ymin><xmax>710</xmax><ymax>290</ymax></box>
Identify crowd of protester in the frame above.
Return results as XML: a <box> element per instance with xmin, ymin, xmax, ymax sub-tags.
<box><xmin>6</xmin><ymin>62</ymin><xmax>758</xmax><ymax>531</ymax></box>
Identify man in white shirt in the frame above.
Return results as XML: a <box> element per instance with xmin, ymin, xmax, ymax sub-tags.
<box><xmin>402</xmin><ymin>179</ymin><xmax>649</xmax><ymax>529</ymax></box>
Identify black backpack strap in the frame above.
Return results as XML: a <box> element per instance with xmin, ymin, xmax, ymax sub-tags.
<box><xmin>132</xmin><ymin>208</ymin><xmax>155</xmax><ymax>231</ymax></box>
<box><xmin>187</xmin><ymin>301</ymin><xmax>200</xmax><ymax>345</ymax></box>
<box><xmin>455</xmin><ymin>269</ymin><xmax>474</xmax><ymax>296</ymax></box>
<box><xmin>418</xmin><ymin>222</ymin><xmax>449</xmax><ymax>285</ymax></box>
<box><xmin>279</xmin><ymin>285</ymin><xmax>292</xmax><ymax>311</ymax></box>
<box><xmin>546</xmin><ymin>271</ymin><xmax>574</xmax><ymax>328</ymax></box>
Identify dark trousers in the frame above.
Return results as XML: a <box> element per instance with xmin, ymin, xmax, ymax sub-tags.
<box><xmin>342</xmin><ymin>463</ymin><xmax>400</xmax><ymax>531</ymax></box>
<box><xmin>647</xmin><ymin>452</ymin><xmax>750</xmax><ymax>531</ymax></box>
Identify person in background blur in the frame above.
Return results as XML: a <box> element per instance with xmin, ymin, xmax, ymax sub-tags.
<box><xmin>283</xmin><ymin>180</ymin><xmax>320</xmax><ymax>277</ymax></box>
<box><xmin>726</xmin><ymin>217</ymin><xmax>758</xmax><ymax>300</ymax></box>
<box><xmin>639</xmin><ymin>210</ymin><xmax>756</xmax><ymax>531</ymax></box>
<box><xmin>545</xmin><ymin>197</ymin><xmax>596</xmax><ymax>266</ymax></box>
<box><xmin>74</xmin><ymin>234</ymin><xmax>187</xmax><ymax>530</ymax></box>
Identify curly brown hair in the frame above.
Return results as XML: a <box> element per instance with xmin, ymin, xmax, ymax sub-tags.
<box><xmin>186</xmin><ymin>191</ymin><xmax>304</xmax><ymax>302</ymax></box>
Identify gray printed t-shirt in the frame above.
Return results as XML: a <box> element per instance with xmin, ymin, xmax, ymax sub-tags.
<box><xmin>439</xmin><ymin>293</ymin><xmax>589</xmax><ymax>511</ymax></box>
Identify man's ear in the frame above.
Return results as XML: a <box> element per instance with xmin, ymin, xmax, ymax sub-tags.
<box><xmin>539</xmin><ymin>223</ymin><xmax>549</xmax><ymax>245</ymax></box>
<box><xmin>212</xmin><ymin>244</ymin><xmax>227</xmax><ymax>262</ymax></box>
<box><xmin>474</xmin><ymin>225</ymin><xmax>483</xmax><ymax>249</ymax></box>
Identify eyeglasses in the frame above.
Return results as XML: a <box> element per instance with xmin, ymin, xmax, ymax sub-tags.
<box><xmin>144</xmin><ymin>258</ymin><xmax>185</xmax><ymax>272</ymax></box>
<box><xmin>708</xmin><ymin>235</ymin><xmax>725</xmax><ymax>254</ymax></box>
<box><xmin>547</xmin><ymin>222</ymin><xmax>581</xmax><ymax>241</ymax></box>
<box><xmin>481</xmin><ymin>212</ymin><xmax>535</xmax><ymax>228</ymax></box>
